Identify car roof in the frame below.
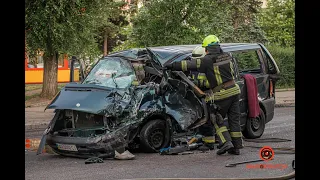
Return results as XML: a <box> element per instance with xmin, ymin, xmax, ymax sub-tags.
<box><xmin>148</xmin><ymin>43</ymin><xmax>261</xmax><ymax>65</ymax></box>
<box><xmin>148</xmin><ymin>43</ymin><xmax>260</xmax><ymax>55</ymax></box>
<box><xmin>107</xmin><ymin>43</ymin><xmax>262</xmax><ymax>65</ymax></box>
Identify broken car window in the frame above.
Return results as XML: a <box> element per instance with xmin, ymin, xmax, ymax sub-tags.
<box><xmin>232</xmin><ymin>50</ymin><xmax>262</xmax><ymax>74</ymax></box>
<box><xmin>82</xmin><ymin>57</ymin><xmax>136</xmax><ymax>88</ymax></box>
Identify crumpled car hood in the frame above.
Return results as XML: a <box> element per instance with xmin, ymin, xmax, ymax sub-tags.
<box><xmin>46</xmin><ymin>84</ymin><xmax>131</xmax><ymax>116</ymax></box>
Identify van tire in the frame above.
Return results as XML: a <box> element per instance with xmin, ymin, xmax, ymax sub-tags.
<box><xmin>139</xmin><ymin>119</ymin><xmax>169</xmax><ymax>153</ymax></box>
<box><xmin>243</xmin><ymin>108</ymin><xmax>265</xmax><ymax>139</ymax></box>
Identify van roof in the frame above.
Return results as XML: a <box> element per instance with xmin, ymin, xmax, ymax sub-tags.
<box><xmin>107</xmin><ymin>43</ymin><xmax>262</xmax><ymax>65</ymax></box>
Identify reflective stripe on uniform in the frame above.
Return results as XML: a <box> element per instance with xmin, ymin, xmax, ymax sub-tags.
<box><xmin>181</xmin><ymin>61</ymin><xmax>187</xmax><ymax>71</ymax></box>
<box><xmin>213</xmin><ymin>66</ymin><xmax>223</xmax><ymax>85</ymax></box>
<box><xmin>214</xmin><ymin>123</ymin><xmax>226</xmax><ymax>143</ymax></box>
<box><xmin>205</xmin><ymin>90</ymin><xmax>214</xmax><ymax>102</ymax></box>
<box><xmin>197</xmin><ymin>73</ymin><xmax>207</xmax><ymax>80</ymax></box>
<box><xmin>230</xmin><ymin>132</ymin><xmax>242</xmax><ymax>138</ymax></box>
<box><xmin>131</xmin><ymin>80</ymin><xmax>139</xmax><ymax>86</ymax></box>
<box><xmin>214</xmin><ymin>84</ymin><xmax>240</xmax><ymax>100</ymax></box>
<box><xmin>196</xmin><ymin>59</ymin><xmax>201</xmax><ymax>69</ymax></box>
<box><xmin>205</xmin><ymin>95</ymin><xmax>214</xmax><ymax>103</ymax></box>
<box><xmin>205</xmin><ymin>80</ymin><xmax>210</xmax><ymax>88</ymax></box>
<box><xmin>217</xmin><ymin>126</ymin><xmax>228</xmax><ymax>134</ymax></box>
<box><xmin>202</xmin><ymin>136</ymin><xmax>215</xmax><ymax>143</ymax></box>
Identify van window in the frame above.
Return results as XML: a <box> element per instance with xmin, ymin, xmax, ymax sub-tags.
<box><xmin>260</xmin><ymin>49</ymin><xmax>277</xmax><ymax>74</ymax></box>
<box><xmin>231</xmin><ymin>49</ymin><xmax>262</xmax><ymax>74</ymax></box>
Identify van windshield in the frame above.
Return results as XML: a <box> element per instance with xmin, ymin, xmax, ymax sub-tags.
<box><xmin>82</xmin><ymin>57</ymin><xmax>136</xmax><ymax>89</ymax></box>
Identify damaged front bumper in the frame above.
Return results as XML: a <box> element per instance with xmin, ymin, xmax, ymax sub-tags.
<box><xmin>47</xmin><ymin>135</ymin><xmax>116</xmax><ymax>158</ymax></box>
<box><xmin>46</xmin><ymin>123</ymin><xmax>137</xmax><ymax>158</ymax></box>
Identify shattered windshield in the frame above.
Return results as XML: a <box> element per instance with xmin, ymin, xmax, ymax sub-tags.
<box><xmin>82</xmin><ymin>57</ymin><xmax>136</xmax><ymax>89</ymax></box>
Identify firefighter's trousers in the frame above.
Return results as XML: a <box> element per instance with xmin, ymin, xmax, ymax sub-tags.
<box><xmin>198</xmin><ymin>119</ymin><xmax>215</xmax><ymax>144</ymax></box>
<box><xmin>213</xmin><ymin>94</ymin><xmax>243</xmax><ymax>149</ymax></box>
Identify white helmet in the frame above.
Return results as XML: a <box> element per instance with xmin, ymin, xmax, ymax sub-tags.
<box><xmin>192</xmin><ymin>46</ymin><xmax>206</xmax><ymax>58</ymax></box>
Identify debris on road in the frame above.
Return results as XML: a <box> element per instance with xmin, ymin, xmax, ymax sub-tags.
<box><xmin>114</xmin><ymin>150</ymin><xmax>135</xmax><ymax>160</ymax></box>
<box><xmin>159</xmin><ymin>142</ymin><xmax>204</xmax><ymax>155</ymax></box>
<box><xmin>85</xmin><ymin>157</ymin><xmax>104</xmax><ymax>164</ymax></box>
<box><xmin>225</xmin><ymin>159</ymin><xmax>265</xmax><ymax>167</ymax></box>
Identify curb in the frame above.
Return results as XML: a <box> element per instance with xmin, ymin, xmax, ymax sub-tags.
<box><xmin>275</xmin><ymin>88</ymin><xmax>295</xmax><ymax>92</ymax></box>
<box><xmin>274</xmin><ymin>103</ymin><xmax>295</xmax><ymax>107</ymax></box>
<box><xmin>25</xmin><ymin>123</ymin><xmax>49</xmax><ymax>131</ymax></box>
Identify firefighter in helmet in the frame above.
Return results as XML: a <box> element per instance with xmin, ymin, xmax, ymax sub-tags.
<box><xmin>165</xmin><ymin>35</ymin><xmax>243</xmax><ymax>155</ymax></box>
<box><xmin>189</xmin><ymin>45</ymin><xmax>216</xmax><ymax>151</ymax></box>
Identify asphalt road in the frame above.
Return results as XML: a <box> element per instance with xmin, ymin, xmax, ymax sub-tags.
<box><xmin>25</xmin><ymin>107</ymin><xmax>295</xmax><ymax>180</ymax></box>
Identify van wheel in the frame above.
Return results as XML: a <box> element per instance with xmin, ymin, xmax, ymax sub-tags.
<box><xmin>243</xmin><ymin>108</ymin><xmax>265</xmax><ymax>139</ymax></box>
<box><xmin>139</xmin><ymin>119</ymin><xmax>169</xmax><ymax>153</ymax></box>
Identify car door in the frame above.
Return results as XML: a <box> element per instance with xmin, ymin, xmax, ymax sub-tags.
<box><xmin>229</xmin><ymin>47</ymin><xmax>270</xmax><ymax>128</ymax></box>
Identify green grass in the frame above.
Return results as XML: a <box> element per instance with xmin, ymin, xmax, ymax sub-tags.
<box><xmin>25</xmin><ymin>93</ymin><xmax>40</xmax><ymax>101</ymax></box>
<box><xmin>276</xmin><ymin>84</ymin><xmax>295</xmax><ymax>89</ymax></box>
<box><xmin>25</xmin><ymin>84</ymin><xmax>43</xmax><ymax>91</ymax></box>
<box><xmin>25</xmin><ymin>83</ymin><xmax>67</xmax><ymax>101</ymax></box>
<box><xmin>25</xmin><ymin>83</ymin><xmax>67</xmax><ymax>92</ymax></box>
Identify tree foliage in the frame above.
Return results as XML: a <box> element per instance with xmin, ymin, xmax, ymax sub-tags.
<box><xmin>258</xmin><ymin>0</ymin><xmax>295</xmax><ymax>47</ymax></box>
<box><xmin>25</xmin><ymin>0</ymin><xmax>125</xmax><ymax>98</ymax></box>
<box><xmin>25</xmin><ymin>0</ymin><xmax>125</xmax><ymax>59</ymax></box>
<box><xmin>267</xmin><ymin>45</ymin><xmax>295</xmax><ymax>87</ymax></box>
<box><xmin>118</xmin><ymin>0</ymin><xmax>266</xmax><ymax>48</ymax></box>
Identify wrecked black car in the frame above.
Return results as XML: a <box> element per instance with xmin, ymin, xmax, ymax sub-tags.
<box><xmin>37</xmin><ymin>43</ymin><xmax>280</xmax><ymax>158</ymax></box>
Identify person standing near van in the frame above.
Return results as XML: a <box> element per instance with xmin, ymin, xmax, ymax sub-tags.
<box><xmin>165</xmin><ymin>35</ymin><xmax>243</xmax><ymax>155</ymax></box>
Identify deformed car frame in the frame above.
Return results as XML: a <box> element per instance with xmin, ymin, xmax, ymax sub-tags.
<box><xmin>37</xmin><ymin>43</ymin><xmax>280</xmax><ymax>158</ymax></box>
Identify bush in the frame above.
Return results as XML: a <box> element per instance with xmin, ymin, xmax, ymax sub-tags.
<box><xmin>266</xmin><ymin>45</ymin><xmax>295</xmax><ymax>88</ymax></box>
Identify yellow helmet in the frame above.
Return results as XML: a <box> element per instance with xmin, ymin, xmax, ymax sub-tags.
<box><xmin>192</xmin><ymin>46</ymin><xmax>206</xmax><ymax>58</ymax></box>
<box><xmin>202</xmin><ymin>35</ymin><xmax>220</xmax><ymax>47</ymax></box>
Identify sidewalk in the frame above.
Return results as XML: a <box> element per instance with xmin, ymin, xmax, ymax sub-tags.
<box><xmin>25</xmin><ymin>89</ymin><xmax>295</xmax><ymax>130</ymax></box>
<box><xmin>275</xmin><ymin>89</ymin><xmax>295</xmax><ymax>107</ymax></box>
<box><xmin>25</xmin><ymin>107</ymin><xmax>54</xmax><ymax>130</ymax></box>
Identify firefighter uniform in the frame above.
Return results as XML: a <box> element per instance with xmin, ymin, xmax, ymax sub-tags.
<box><xmin>165</xmin><ymin>35</ymin><xmax>243</xmax><ymax>155</ymax></box>
<box><xmin>190</xmin><ymin>47</ymin><xmax>216</xmax><ymax>149</ymax></box>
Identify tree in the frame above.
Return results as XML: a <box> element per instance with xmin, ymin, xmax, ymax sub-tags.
<box><xmin>111</xmin><ymin>0</ymin><xmax>145</xmax><ymax>52</ymax></box>
<box><xmin>93</xmin><ymin>0</ymin><xmax>130</xmax><ymax>56</ymax></box>
<box><xmin>119</xmin><ymin>0</ymin><xmax>266</xmax><ymax>49</ymax></box>
<box><xmin>258</xmin><ymin>0</ymin><xmax>295</xmax><ymax>47</ymax></box>
<box><xmin>98</xmin><ymin>6</ymin><xmax>130</xmax><ymax>56</ymax></box>
<box><xmin>25</xmin><ymin>0</ymin><xmax>123</xmax><ymax>98</ymax></box>
<box><xmin>220</xmin><ymin>0</ymin><xmax>267</xmax><ymax>43</ymax></box>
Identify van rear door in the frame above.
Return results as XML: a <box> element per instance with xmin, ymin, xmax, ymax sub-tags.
<box><xmin>228</xmin><ymin>44</ymin><xmax>280</xmax><ymax>126</ymax></box>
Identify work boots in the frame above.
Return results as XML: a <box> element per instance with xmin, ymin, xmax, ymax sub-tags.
<box><xmin>216</xmin><ymin>141</ymin><xmax>234</xmax><ymax>155</ymax></box>
<box><xmin>227</xmin><ymin>148</ymin><xmax>240</xmax><ymax>155</ymax></box>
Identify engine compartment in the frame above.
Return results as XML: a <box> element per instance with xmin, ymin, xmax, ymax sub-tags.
<box><xmin>52</xmin><ymin>110</ymin><xmax>119</xmax><ymax>138</ymax></box>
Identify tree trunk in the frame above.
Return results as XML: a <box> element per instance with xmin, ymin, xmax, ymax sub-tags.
<box><xmin>233</xmin><ymin>13</ymin><xmax>239</xmax><ymax>29</ymax></box>
<box><xmin>40</xmin><ymin>52</ymin><xmax>58</xmax><ymax>99</ymax></box>
<box><xmin>103</xmin><ymin>32</ymin><xmax>108</xmax><ymax>56</ymax></box>
<box><xmin>233</xmin><ymin>19</ymin><xmax>238</xmax><ymax>29</ymax></box>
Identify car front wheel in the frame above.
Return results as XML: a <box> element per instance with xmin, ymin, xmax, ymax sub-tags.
<box><xmin>243</xmin><ymin>108</ymin><xmax>266</xmax><ymax>139</ymax></box>
<box><xmin>139</xmin><ymin>119</ymin><xmax>170</xmax><ymax>153</ymax></box>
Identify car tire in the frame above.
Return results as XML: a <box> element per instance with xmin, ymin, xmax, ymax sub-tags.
<box><xmin>139</xmin><ymin>119</ymin><xmax>170</xmax><ymax>153</ymax></box>
<box><xmin>243</xmin><ymin>108</ymin><xmax>266</xmax><ymax>139</ymax></box>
